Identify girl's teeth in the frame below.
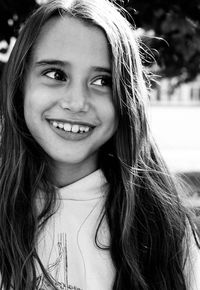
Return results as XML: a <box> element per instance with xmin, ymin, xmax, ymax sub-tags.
<box><xmin>63</xmin><ymin>123</ymin><xmax>72</xmax><ymax>132</ymax></box>
<box><xmin>52</xmin><ymin>121</ymin><xmax>91</xmax><ymax>133</ymax></box>
<box><xmin>79</xmin><ymin>126</ymin><xmax>85</xmax><ymax>133</ymax></box>
<box><xmin>58</xmin><ymin>123</ymin><xmax>64</xmax><ymax>129</ymax></box>
<box><xmin>71</xmin><ymin>124</ymin><xmax>79</xmax><ymax>133</ymax></box>
<box><xmin>53</xmin><ymin>121</ymin><xmax>58</xmax><ymax>127</ymax></box>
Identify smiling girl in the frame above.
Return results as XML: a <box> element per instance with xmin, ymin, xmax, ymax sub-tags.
<box><xmin>24</xmin><ymin>14</ymin><xmax>117</xmax><ymax>187</ymax></box>
<box><xmin>0</xmin><ymin>0</ymin><xmax>199</xmax><ymax>289</ymax></box>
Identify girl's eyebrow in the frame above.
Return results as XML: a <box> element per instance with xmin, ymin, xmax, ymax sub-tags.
<box><xmin>34</xmin><ymin>59</ymin><xmax>111</xmax><ymax>74</ymax></box>
<box><xmin>92</xmin><ymin>67</ymin><xmax>111</xmax><ymax>74</ymax></box>
<box><xmin>34</xmin><ymin>59</ymin><xmax>67</xmax><ymax>67</ymax></box>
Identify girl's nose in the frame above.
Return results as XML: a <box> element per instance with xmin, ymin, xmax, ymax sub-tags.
<box><xmin>59</xmin><ymin>83</ymin><xmax>89</xmax><ymax>113</ymax></box>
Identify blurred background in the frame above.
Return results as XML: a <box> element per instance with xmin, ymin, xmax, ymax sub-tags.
<box><xmin>0</xmin><ymin>0</ymin><xmax>200</xmax><ymax>209</ymax></box>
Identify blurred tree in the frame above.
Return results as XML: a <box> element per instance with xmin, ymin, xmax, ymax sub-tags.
<box><xmin>0</xmin><ymin>0</ymin><xmax>38</xmax><ymax>41</ymax></box>
<box><xmin>121</xmin><ymin>0</ymin><xmax>200</xmax><ymax>83</ymax></box>
<box><xmin>1</xmin><ymin>0</ymin><xmax>200</xmax><ymax>83</ymax></box>
<box><xmin>0</xmin><ymin>0</ymin><xmax>38</xmax><ymax>76</ymax></box>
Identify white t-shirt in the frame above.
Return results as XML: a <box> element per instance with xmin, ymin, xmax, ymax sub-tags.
<box><xmin>35</xmin><ymin>169</ymin><xmax>200</xmax><ymax>290</ymax></box>
<box><xmin>36</xmin><ymin>170</ymin><xmax>116</xmax><ymax>290</ymax></box>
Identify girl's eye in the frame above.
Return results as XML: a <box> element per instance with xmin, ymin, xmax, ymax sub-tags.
<box><xmin>43</xmin><ymin>69</ymin><xmax>67</xmax><ymax>81</ymax></box>
<box><xmin>92</xmin><ymin>76</ymin><xmax>112</xmax><ymax>88</ymax></box>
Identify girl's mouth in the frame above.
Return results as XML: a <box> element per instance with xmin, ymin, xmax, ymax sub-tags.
<box><xmin>50</xmin><ymin>120</ymin><xmax>93</xmax><ymax>134</ymax></box>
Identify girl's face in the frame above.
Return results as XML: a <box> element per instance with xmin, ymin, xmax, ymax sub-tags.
<box><xmin>24</xmin><ymin>16</ymin><xmax>117</xmax><ymax>185</ymax></box>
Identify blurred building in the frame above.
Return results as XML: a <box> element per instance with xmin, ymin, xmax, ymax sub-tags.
<box><xmin>151</xmin><ymin>76</ymin><xmax>200</xmax><ymax>105</ymax></box>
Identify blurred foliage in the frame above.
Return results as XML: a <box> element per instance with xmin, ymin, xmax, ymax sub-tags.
<box><xmin>0</xmin><ymin>0</ymin><xmax>38</xmax><ymax>41</ymax></box>
<box><xmin>1</xmin><ymin>0</ymin><xmax>200</xmax><ymax>83</ymax></box>
<box><xmin>120</xmin><ymin>0</ymin><xmax>200</xmax><ymax>83</ymax></box>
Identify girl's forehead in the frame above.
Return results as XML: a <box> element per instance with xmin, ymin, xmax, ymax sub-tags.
<box><xmin>31</xmin><ymin>15</ymin><xmax>111</xmax><ymax>70</ymax></box>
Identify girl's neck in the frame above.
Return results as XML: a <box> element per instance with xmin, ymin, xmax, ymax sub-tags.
<box><xmin>52</xmin><ymin>158</ymin><xmax>98</xmax><ymax>188</ymax></box>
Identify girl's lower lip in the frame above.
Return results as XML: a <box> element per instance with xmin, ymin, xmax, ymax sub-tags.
<box><xmin>49</xmin><ymin>121</ymin><xmax>93</xmax><ymax>141</ymax></box>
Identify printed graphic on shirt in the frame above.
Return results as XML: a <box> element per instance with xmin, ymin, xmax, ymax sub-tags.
<box><xmin>36</xmin><ymin>233</ymin><xmax>83</xmax><ymax>290</ymax></box>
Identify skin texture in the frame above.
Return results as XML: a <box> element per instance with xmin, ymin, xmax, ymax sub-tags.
<box><xmin>24</xmin><ymin>16</ymin><xmax>118</xmax><ymax>186</ymax></box>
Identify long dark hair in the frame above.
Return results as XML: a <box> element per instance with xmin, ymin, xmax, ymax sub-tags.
<box><xmin>0</xmin><ymin>0</ymin><xmax>197</xmax><ymax>289</ymax></box>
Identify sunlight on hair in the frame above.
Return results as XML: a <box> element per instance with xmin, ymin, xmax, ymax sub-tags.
<box><xmin>36</xmin><ymin>0</ymin><xmax>50</xmax><ymax>4</ymax></box>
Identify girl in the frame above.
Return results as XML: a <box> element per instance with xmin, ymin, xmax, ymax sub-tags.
<box><xmin>0</xmin><ymin>0</ymin><xmax>199</xmax><ymax>289</ymax></box>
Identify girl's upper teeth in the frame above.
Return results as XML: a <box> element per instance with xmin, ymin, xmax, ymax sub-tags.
<box><xmin>71</xmin><ymin>124</ymin><xmax>79</xmax><ymax>133</ymax></box>
<box><xmin>63</xmin><ymin>123</ymin><xmax>71</xmax><ymax>132</ymax></box>
<box><xmin>58</xmin><ymin>123</ymin><xmax>64</xmax><ymax>129</ymax></box>
<box><xmin>52</xmin><ymin>121</ymin><xmax>90</xmax><ymax>133</ymax></box>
